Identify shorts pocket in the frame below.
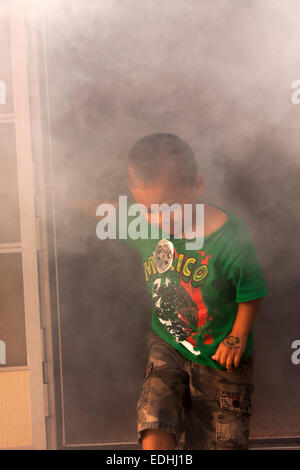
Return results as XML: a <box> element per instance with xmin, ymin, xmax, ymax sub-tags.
<box><xmin>137</xmin><ymin>362</ymin><xmax>154</xmax><ymax>410</ymax></box>
<box><xmin>216</xmin><ymin>390</ymin><xmax>252</xmax><ymax>448</ymax></box>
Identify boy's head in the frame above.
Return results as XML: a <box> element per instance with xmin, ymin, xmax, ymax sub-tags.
<box><xmin>127</xmin><ymin>133</ymin><xmax>197</xmax><ymax>187</ymax></box>
<box><xmin>127</xmin><ymin>133</ymin><xmax>205</xmax><ymax>234</ymax></box>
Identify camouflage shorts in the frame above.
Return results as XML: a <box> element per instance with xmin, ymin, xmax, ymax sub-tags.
<box><xmin>137</xmin><ymin>331</ymin><xmax>255</xmax><ymax>450</ymax></box>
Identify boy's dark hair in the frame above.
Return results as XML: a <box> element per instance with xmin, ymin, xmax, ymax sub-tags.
<box><xmin>127</xmin><ymin>133</ymin><xmax>197</xmax><ymax>186</ymax></box>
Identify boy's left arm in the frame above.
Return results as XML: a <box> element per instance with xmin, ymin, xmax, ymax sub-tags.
<box><xmin>211</xmin><ymin>298</ymin><xmax>262</xmax><ymax>371</ymax></box>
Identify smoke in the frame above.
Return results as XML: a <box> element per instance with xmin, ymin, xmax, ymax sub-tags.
<box><xmin>42</xmin><ymin>0</ymin><xmax>300</xmax><ymax>205</ymax></box>
<box><xmin>32</xmin><ymin>0</ymin><xmax>300</xmax><ymax>443</ymax></box>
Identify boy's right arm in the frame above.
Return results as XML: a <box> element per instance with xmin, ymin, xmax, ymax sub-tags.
<box><xmin>68</xmin><ymin>198</ymin><xmax>119</xmax><ymax>218</ymax></box>
<box><xmin>67</xmin><ymin>197</ymin><xmax>138</xmax><ymax>249</ymax></box>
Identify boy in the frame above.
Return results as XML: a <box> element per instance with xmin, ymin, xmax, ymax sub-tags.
<box><xmin>72</xmin><ymin>133</ymin><xmax>268</xmax><ymax>450</ymax></box>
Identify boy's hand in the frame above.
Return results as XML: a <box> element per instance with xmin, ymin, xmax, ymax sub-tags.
<box><xmin>211</xmin><ymin>331</ymin><xmax>248</xmax><ymax>371</ymax></box>
<box><xmin>67</xmin><ymin>198</ymin><xmax>119</xmax><ymax>218</ymax></box>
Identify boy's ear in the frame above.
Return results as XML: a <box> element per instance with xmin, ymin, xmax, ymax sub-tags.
<box><xmin>194</xmin><ymin>173</ymin><xmax>205</xmax><ymax>194</ymax></box>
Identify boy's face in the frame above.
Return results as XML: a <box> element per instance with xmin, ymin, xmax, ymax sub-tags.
<box><xmin>128</xmin><ymin>168</ymin><xmax>205</xmax><ymax>235</ymax></box>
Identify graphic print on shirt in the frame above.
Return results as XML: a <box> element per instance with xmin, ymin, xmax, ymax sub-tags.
<box><xmin>144</xmin><ymin>240</ymin><xmax>218</xmax><ymax>356</ymax></box>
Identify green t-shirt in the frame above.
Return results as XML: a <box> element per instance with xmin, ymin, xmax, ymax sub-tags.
<box><xmin>111</xmin><ymin>203</ymin><xmax>268</xmax><ymax>370</ymax></box>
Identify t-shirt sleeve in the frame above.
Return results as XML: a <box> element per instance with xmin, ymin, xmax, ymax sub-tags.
<box><xmin>227</xmin><ymin>221</ymin><xmax>269</xmax><ymax>303</ymax></box>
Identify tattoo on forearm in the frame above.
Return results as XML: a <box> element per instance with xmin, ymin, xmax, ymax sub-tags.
<box><xmin>222</xmin><ymin>335</ymin><xmax>240</xmax><ymax>349</ymax></box>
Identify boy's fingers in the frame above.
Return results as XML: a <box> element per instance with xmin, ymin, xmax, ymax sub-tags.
<box><xmin>219</xmin><ymin>349</ymin><xmax>229</xmax><ymax>367</ymax></box>
<box><xmin>226</xmin><ymin>351</ymin><xmax>236</xmax><ymax>370</ymax></box>
<box><xmin>212</xmin><ymin>344</ymin><xmax>225</xmax><ymax>361</ymax></box>
<box><xmin>212</xmin><ymin>341</ymin><xmax>244</xmax><ymax>369</ymax></box>
<box><xmin>234</xmin><ymin>353</ymin><xmax>242</xmax><ymax>368</ymax></box>
<box><xmin>211</xmin><ymin>345</ymin><xmax>222</xmax><ymax>361</ymax></box>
